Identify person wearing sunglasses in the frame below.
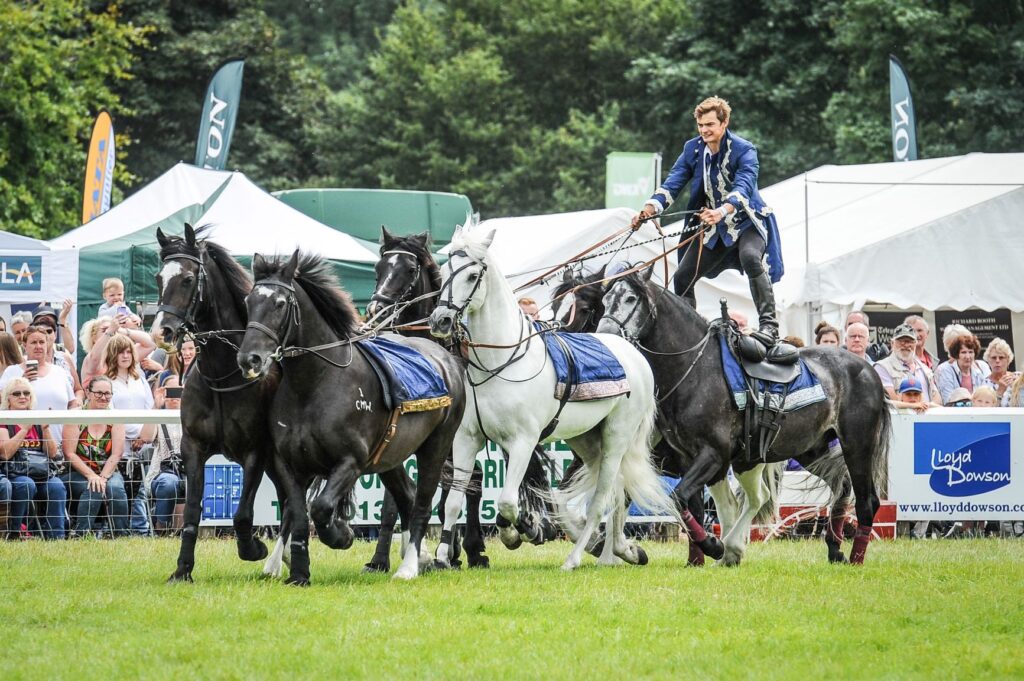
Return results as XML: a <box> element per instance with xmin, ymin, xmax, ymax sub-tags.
<box><xmin>0</xmin><ymin>378</ymin><xmax>66</xmax><ymax>539</ymax></box>
<box><xmin>0</xmin><ymin>326</ymin><xmax>77</xmax><ymax>446</ymax></box>
<box><xmin>30</xmin><ymin>305</ymin><xmax>85</xmax><ymax>406</ymax></box>
<box><xmin>60</xmin><ymin>376</ymin><xmax>128</xmax><ymax>537</ymax></box>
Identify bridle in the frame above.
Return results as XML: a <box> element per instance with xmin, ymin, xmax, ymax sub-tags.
<box><xmin>437</xmin><ymin>249</ymin><xmax>487</xmax><ymax>319</ymax></box>
<box><xmin>601</xmin><ymin>279</ymin><xmax>657</xmax><ymax>344</ymax></box>
<box><xmin>369</xmin><ymin>249</ymin><xmax>422</xmax><ymax>310</ymax></box>
<box><xmin>246</xmin><ymin>278</ymin><xmax>302</xmax><ymax>362</ymax></box>
<box><xmin>156</xmin><ymin>252</ymin><xmax>207</xmax><ymax>339</ymax></box>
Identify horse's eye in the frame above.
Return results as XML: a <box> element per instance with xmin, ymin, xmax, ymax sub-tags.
<box><xmin>625</xmin><ymin>295</ymin><xmax>636</xmax><ymax>304</ymax></box>
<box><xmin>467</xmin><ymin>273</ymin><xmax>478</xmax><ymax>282</ymax></box>
<box><xmin>275</xmin><ymin>297</ymin><xmax>286</xmax><ymax>308</ymax></box>
<box><xmin>407</xmin><ymin>266</ymin><xmax>418</xmax><ymax>275</ymax></box>
<box><xmin>183</xmin><ymin>274</ymin><xmax>195</xmax><ymax>284</ymax></box>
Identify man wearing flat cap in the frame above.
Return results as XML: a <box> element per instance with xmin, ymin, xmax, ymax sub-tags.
<box><xmin>873</xmin><ymin>323</ymin><xmax>941</xmax><ymax>405</ymax></box>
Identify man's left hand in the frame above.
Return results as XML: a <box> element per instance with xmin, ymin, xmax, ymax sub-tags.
<box><xmin>699</xmin><ymin>207</ymin><xmax>727</xmax><ymax>226</ymax></box>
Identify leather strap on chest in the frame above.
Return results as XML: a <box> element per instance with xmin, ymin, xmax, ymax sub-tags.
<box><xmin>368</xmin><ymin>409</ymin><xmax>401</xmax><ymax>468</ymax></box>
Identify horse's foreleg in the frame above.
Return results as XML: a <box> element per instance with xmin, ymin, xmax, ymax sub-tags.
<box><xmin>434</xmin><ymin>429</ymin><xmax>481</xmax><ymax>568</ymax></box>
<box><xmin>563</xmin><ymin>448</ymin><xmax>625</xmax><ymax>571</ymax></box>
<box><xmin>463</xmin><ymin>463</ymin><xmax>488</xmax><ymax>568</ymax></box>
<box><xmin>233</xmin><ymin>452</ymin><xmax>269</xmax><ymax>562</ymax></box>
<box><xmin>363</xmin><ymin>483</ymin><xmax>406</xmax><ymax>573</ymax></box>
<box><xmin>309</xmin><ymin>459</ymin><xmax>361</xmax><ymax>551</ymax></box>
<box><xmin>672</xmin><ymin>450</ymin><xmax>726</xmax><ymax>561</ymax></box>
<box><xmin>262</xmin><ymin>468</ymin><xmax>289</xmax><ymax>578</ymax></box>
<box><xmin>168</xmin><ymin>434</ymin><xmax>207</xmax><ymax>584</ymax></box>
<box><xmin>274</xmin><ymin>460</ymin><xmax>312</xmax><ymax>586</ymax></box>
<box><xmin>496</xmin><ymin>438</ymin><xmax>540</xmax><ymax>550</ymax></box>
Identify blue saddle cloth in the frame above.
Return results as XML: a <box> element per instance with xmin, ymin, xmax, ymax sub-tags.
<box><xmin>719</xmin><ymin>336</ymin><xmax>826</xmax><ymax>412</ymax></box>
<box><xmin>357</xmin><ymin>336</ymin><xmax>449</xmax><ymax>410</ymax></box>
<box><xmin>536</xmin><ymin>324</ymin><xmax>630</xmax><ymax>401</ymax></box>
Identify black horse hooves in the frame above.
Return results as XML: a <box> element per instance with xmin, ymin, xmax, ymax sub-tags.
<box><xmin>362</xmin><ymin>561</ymin><xmax>390</xmax><ymax>574</ymax></box>
<box><xmin>701</xmin><ymin>536</ymin><xmax>725</xmax><ymax>561</ymax></box>
<box><xmin>432</xmin><ymin>559</ymin><xmax>460</xmax><ymax>571</ymax></box>
<box><xmin>635</xmin><ymin>547</ymin><xmax>649</xmax><ymax>566</ymax></box>
<box><xmin>587</xmin><ymin>539</ymin><xmax>605</xmax><ymax>558</ymax></box>
<box><xmin>828</xmin><ymin>552</ymin><xmax>849</xmax><ymax>564</ymax></box>
<box><xmin>166</xmin><ymin>571</ymin><xmax>194</xmax><ymax>584</ymax></box>
<box><xmin>285</xmin><ymin>575</ymin><xmax>311</xmax><ymax>587</ymax></box>
<box><xmin>237</xmin><ymin>539</ymin><xmax>269</xmax><ymax>562</ymax></box>
<box><xmin>467</xmin><ymin>554</ymin><xmax>490</xmax><ymax>569</ymax></box>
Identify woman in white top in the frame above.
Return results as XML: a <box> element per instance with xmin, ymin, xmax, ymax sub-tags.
<box><xmin>0</xmin><ymin>326</ymin><xmax>76</xmax><ymax>443</ymax></box>
<box><xmin>104</xmin><ymin>334</ymin><xmax>155</xmax><ymax>535</ymax></box>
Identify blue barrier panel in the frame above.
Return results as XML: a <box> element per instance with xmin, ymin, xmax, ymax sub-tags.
<box><xmin>202</xmin><ymin>463</ymin><xmax>243</xmax><ymax>520</ymax></box>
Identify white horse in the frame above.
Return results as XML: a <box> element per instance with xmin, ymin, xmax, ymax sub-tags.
<box><xmin>428</xmin><ymin>227</ymin><xmax>678</xmax><ymax>570</ymax></box>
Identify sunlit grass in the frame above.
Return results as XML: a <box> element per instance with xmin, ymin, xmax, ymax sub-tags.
<box><xmin>2</xmin><ymin>536</ymin><xmax>1022</xmax><ymax>680</ymax></box>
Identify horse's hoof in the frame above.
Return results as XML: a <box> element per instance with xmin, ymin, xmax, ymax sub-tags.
<box><xmin>829</xmin><ymin>551</ymin><xmax>848</xmax><ymax>564</ymax></box>
<box><xmin>166</xmin><ymin>571</ymin><xmax>193</xmax><ymax>584</ymax></box>
<box><xmin>238</xmin><ymin>538</ymin><xmax>268</xmax><ymax>562</ymax></box>
<box><xmin>432</xmin><ymin>559</ymin><xmax>455</xmax><ymax>571</ymax></box>
<box><xmin>362</xmin><ymin>561</ymin><xmax>390</xmax><ymax>574</ymax></box>
<box><xmin>393</xmin><ymin>566</ymin><xmax>418</xmax><ymax>580</ymax></box>
<box><xmin>561</xmin><ymin>557</ymin><xmax>581</xmax><ymax>571</ymax></box>
<box><xmin>285</xmin><ymin>575</ymin><xmax>311</xmax><ymax>587</ymax></box>
<box><xmin>701</xmin><ymin>536</ymin><xmax>725</xmax><ymax>561</ymax></box>
<box><xmin>586</xmin><ymin>539</ymin><xmax>605</xmax><ymax>558</ymax></box>
<box><xmin>636</xmin><ymin>546</ymin><xmax>649</xmax><ymax>566</ymax></box>
<box><xmin>499</xmin><ymin>526</ymin><xmax>523</xmax><ymax>550</ymax></box>
<box><xmin>468</xmin><ymin>553</ymin><xmax>490</xmax><ymax>569</ymax></box>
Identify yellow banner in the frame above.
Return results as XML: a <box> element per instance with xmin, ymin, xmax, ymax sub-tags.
<box><xmin>81</xmin><ymin>111</ymin><xmax>115</xmax><ymax>224</ymax></box>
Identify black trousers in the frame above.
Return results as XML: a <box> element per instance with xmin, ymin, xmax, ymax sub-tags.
<box><xmin>673</xmin><ymin>227</ymin><xmax>767</xmax><ymax>300</ymax></box>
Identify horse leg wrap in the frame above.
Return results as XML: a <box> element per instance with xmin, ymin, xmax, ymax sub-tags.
<box><xmin>687</xmin><ymin>541</ymin><xmax>706</xmax><ymax>567</ymax></box>
<box><xmin>850</xmin><ymin>526</ymin><xmax>872</xmax><ymax>565</ymax></box>
<box><xmin>439</xmin><ymin>529</ymin><xmax>454</xmax><ymax>551</ymax></box>
<box><xmin>681</xmin><ymin>509</ymin><xmax>708</xmax><ymax>543</ymax></box>
<box><xmin>494</xmin><ymin>514</ymin><xmax>511</xmax><ymax>529</ymax></box>
<box><xmin>827</xmin><ymin>516</ymin><xmax>846</xmax><ymax>545</ymax></box>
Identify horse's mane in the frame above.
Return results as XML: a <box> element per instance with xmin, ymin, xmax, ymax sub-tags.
<box><xmin>253</xmin><ymin>251</ymin><xmax>360</xmax><ymax>338</ymax></box>
<box><xmin>553</xmin><ymin>268</ymin><xmax>605</xmax><ymax>304</ymax></box>
<box><xmin>158</xmin><ymin>224</ymin><xmax>253</xmax><ymax>314</ymax></box>
<box><xmin>383</xmin><ymin>232</ymin><xmax>441</xmax><ymax>290</ymax></box>
<box><xmin>449</xmin><ymin>228</ymin><xmax>491</xmax><ymax>265</ymax></box>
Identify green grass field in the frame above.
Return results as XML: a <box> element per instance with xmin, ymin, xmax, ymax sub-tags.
<box><xmin>2</xmin><ymin>536</ymin><xmax>1022</xmax><ymax>680</ymax></box>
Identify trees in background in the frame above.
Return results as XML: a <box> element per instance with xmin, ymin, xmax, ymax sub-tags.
<box><xmin>1</xmin><ymin>0</ymin><xmax>1021</xmax><ymax>236</ymax></box>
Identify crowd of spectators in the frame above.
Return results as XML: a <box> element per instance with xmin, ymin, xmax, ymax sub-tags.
<box><xmin>0</xmin><ymin>278</ymin><xmax>186</xmax><ymax>540</ymax></box>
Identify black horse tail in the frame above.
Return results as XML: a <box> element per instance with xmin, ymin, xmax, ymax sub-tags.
<box><xmin>872</xmin><ymin>404</ymin><xmax>893</xmax><ymax>499</ymax></box>
<box><xmin>521</xmin><ymin>445</ymin><xmax>556</xmax><ymax>515</ymax></box>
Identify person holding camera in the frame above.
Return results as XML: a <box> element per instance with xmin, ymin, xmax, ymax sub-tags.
<box><xmin>80</xmin><ymin>311</ymin><xmax>156</xmax><ymax>388</ymax></box>
<box><xmin>0</xmin><ymin>326</ymin><xmax>76</xmax><ymax>445</ymax></box>
<box><xmin>146</xmin><ymin>375</ymin><xmax>185</xmax><ymax>534</ymax></box>
<box><xmin>0</xmin><ymin>378</ymin><xmax>67</xmax><ymax>539</ymax></box>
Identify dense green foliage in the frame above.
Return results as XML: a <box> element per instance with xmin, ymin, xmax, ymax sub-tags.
<box><xmin>2</xmin><ymin>538</ymin><xmax>1023</xmax><ymax>679</ymax></box>
<box><xmin>1</xmin><ymin>0</ymin><xmax>1021</xmax><ymax>236</ymax></box>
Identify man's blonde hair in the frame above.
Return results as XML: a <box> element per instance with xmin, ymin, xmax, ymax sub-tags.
<box><xmin>694</xmin><ymin>96</ymin><xmax>731</xmax><ymax>123</ymax></box>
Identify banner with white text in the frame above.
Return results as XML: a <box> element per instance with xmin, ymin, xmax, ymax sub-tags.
<box><xmin>194</xmin><ymin>59</ymin><xmax>245</xmax><ymax>170</ymax></box>
<box><xmin>888</xmin><ymin>55</ymin><xmax>918</xmax><ymax>161</ymax></box>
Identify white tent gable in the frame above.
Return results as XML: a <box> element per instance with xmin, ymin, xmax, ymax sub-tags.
<box><xmin>51</xmin><ymin>163</ymin><xmax>231</xmax><ymax>250</ymax></box>
<box><xmin>51</xmin><ymin>163</ymin><xmax>377</xmax><ymax>263</ymax></box>
<box><xmin>762</xmin><ymin>152</ymin><xmax>1024</xmax><ymax>312</ymax></box>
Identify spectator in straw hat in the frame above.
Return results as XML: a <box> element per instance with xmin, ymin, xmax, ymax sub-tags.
<box><xmin>944</xmin><ymin>387</ymin><xmax>974</xmax><ymax>408</ymax></box>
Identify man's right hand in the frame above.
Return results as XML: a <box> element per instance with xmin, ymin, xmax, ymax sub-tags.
<box><xmin>630</xmin><ymin>206</ymin><xmax>655</xmax><ymax>231</ymax></box>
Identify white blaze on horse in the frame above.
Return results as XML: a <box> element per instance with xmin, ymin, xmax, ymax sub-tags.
<box><xmin>428</xmin><ymin>225</ymin><xmax>678</xmax><ymax>570</ymax></box>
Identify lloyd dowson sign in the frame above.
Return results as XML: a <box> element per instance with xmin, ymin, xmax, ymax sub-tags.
<box><xmin>914</xmin><ymin>422</ymin><xmax>1011</xmax><ymax>497</ymax></box>
<box><xmin>0</xmin><ymin>256</ymin><xmax>42</xmax><ymax>291</ymax></box>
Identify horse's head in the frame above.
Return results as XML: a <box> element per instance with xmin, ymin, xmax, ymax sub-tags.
<box><xmin>552</xmin><ymin>266</ymin><xmax>606</xmax><ymax>333</ymax></box>
<box><xmin>597</xmin><ymin>265</ymin><xmax>657</xmax><ymax>341</ymax></box>
<box><xmin>367</xmin><ymin>226</ymin><xmax>431</xmax><ymax>319</ymax></box>
<box><xmin>237</xmin><ymin>251</ymin><xmax>301</xmax><ymax>379</ymax></box>
<box><xmin>154</xmin><ymin>223</ymin><xmax>204</xmax><ymax>343</ymax></box>
<box><xmin>429</xmin><ymin>226</ymin><xmax>495</xmax><ymax>339</ymax></box>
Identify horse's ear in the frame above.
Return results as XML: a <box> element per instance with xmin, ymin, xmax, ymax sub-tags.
<box><xmin>640</xmin><ymin>265</ymin><xmax>655</xmax><ymax>283</ymax></box>
<box><xmin>562</xmin><ymin>269</ymin><xmax>573</xmax><ymax>283</ymax></box>
<box><xmin>413</xmin><ymin>231</ymin><xmax>429</xmax><ymax>248</ymax></box>
<box><xmin>184</xmin><ymin>223</ymin><xmax>196</xmax><ymax>247</ymax></box>
<box><xmin>480</xmin><ymin>228</ymin><xmax>496</xmax><ymax>249</ymax></box>
<box><xmin>252</xmin><ymin>253</ymin><xmax>267</xmax><ymax>275</ymax></box>
<box><xmin>282</xmin><ymin>250</ymin><xmax>301</xmax><ymax>281</ymax></box>
<box><xmin>156</xmin><ymin>228</ymin><xmax>168</xmax><ymax>248</ymax></box>
<box><xmin>380</xmin><ymin>225</ymin><xmax>395</xmax><ymax>246</ymax></box>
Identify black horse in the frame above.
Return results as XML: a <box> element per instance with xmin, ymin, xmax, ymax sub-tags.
<box><xmin>551</xmin><ymin>268</ymin><xmax>781</xmax><ymax>566</ymax></box>
<box><xmin>598</xmin><ymin>268</ymin><xmax>890</xmax><ymax>565</ymax></box>
<box><xmin>153</xmin><ymin>224</ymin><xmax>283</xmax><ymax>582</ymax></box>
<box><xmin>236</xmin><ymin>251</ymin><xmax>467</xmax><ymax>583</ymax></box>
<box><xmin>366</xmin><ymin>227</ymin><xmax>555</xmax><ymax>567</ymax></box>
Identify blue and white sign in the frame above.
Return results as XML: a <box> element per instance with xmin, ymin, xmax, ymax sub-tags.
<box><xmin>0</xmin><ymin>255</ymin><xmax>41</xmax><ymax>291</ymax></box>
<box><xmin>892</xmin><ymin>410</ymin><xmax>1024</xmax><ymax>521</ymax></box>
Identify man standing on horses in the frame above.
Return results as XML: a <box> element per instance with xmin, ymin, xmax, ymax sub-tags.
<box><xmin>631</xmin><ymin>96</ymin><xmax>785</xmax><ymax>353</ymax></box>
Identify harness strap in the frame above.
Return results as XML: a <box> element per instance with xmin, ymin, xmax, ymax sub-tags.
<box><xmin>538</xmin><ymin>333</ymin><xmax>576</xmax><ymax>442</ymax></box>
<box><xmin>368</xmin><ymin>409</ymin><xmax>402</xmax><ymax>468</ymax></box>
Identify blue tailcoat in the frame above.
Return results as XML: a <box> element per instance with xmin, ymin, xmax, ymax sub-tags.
<box><xmin>649</xmin><ymin>129</ymin><xmax>784</xmax><ymax>283</ymax></box>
